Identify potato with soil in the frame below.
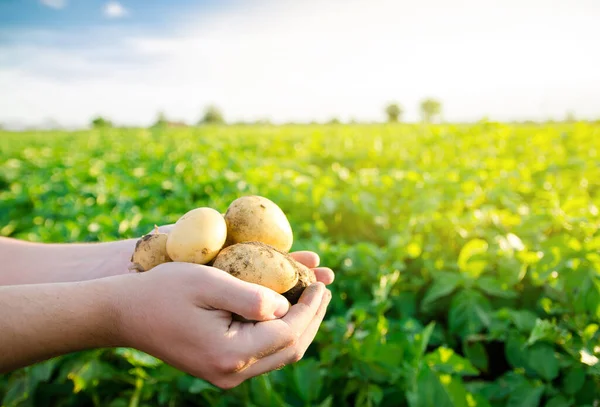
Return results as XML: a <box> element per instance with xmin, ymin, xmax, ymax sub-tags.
<box><xmin>224</xmin><ymin>196</ymin><xmax>293</xmax><ymax>252</ymax></box>
<box><xmin>213</xmin><ymin>241</ymin><xmax>316</xmax><ymax>304</ymax></box>
<box><xmin>129</xmin><ymin>227</ymin><xmax>171</xmax><ymax>272</ymax></box>
<box><xmin>166</xmin><ymin>207</ymin><xmax>227</xmax><ymax>264</ymax></box>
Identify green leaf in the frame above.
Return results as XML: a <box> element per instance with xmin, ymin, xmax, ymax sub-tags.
<box><xmin>424</xmin><ymin>347</ymin><xmax>479</xmax><ymax>376</ymax></box>
<box><xmin>422</xmin><ymin>272</ymin><xmax>464</xmax><ymax>308</ymax></box>
<box><xmin>505</xmin><ymin>334</ymin><xmax>530</xmax><ymax>371</ymax></box>
<box><xmin>545</xmin><ymin>395</ymin><xmax>572</xmax><ymax>407</ymax></box>
<box><xmin>249</xmin><ymin>374</ymin><xmax>286</xmax><ymax>407</ymax></box>
<box><xmin>188</xmin><ymin>378</ymin><xmax>218</xmax><ymax>394</ymax></box>
<box><xmin>458</xmin><ymin>239</ymin><xmax>489</xmax><ymax>278</ymax></box>
<box><xmin>415</xmin><ymin>322</ymin><xmax>436</xmax><ymax>362</ymax></box>
<box><xmin>463</xmin><ymin>341</ymin><xmax>489</xmax><ymax>372</ymax></box>
<box><xmin>356</xmin><ymin>384</ymin><xmax>383</xmax><ymax>407</ymax></box>
<box><xmin>449</xmin><ymin>290</ymin><xmax>492</xmax><ymax>338</ymax></box>
<box><xmin>507</xmin><ymin>381</ymin><xmax>545</xmax><ymax>407</ymax></box>
<box><xmin>476</xmin><ymin>276</ymin><xmax>517</xmax><ymax>298</ymax></box>
<box><xmin>67</xmin><ymin>359</ymin><xmax>118</xmax><ymax>393</ymax></box>
<box><xmin>528</xmin><ymin>343</ymin><xmax>559</xmax><ymax>381</ymax></box>
<box><xmin>405</xmin><ymin>364</ymin><xmax>456</xmax><ymax>407</ymax></box>
<box><xmin>115</xmin><ymin>348</ymin><xmax>162</xmax><ymax>368</ymax></box>
<box><xmin>317</xmin><ymin>396</ymin><xmax>334</xmax><ymax>407</ymax></box>
<box><xmin>510</xmin><ymin>310</ymin><xmax>538</xmax><ymax>333</ymax></box>
<box><xmin>527</xmin><ymin>319</ymin><xmax>560</xmax><ymax>346</ymax></box>
<box><xmin>562</xmin><ymin>366</ymin><xmax>586</xmax><ymax>395</ymax></box>
<box><xmin>2</xmin><ymin>376</ymin><xmax>28</xmax><ymax>407</ymax></box>
<box><xmin>293</xmin><ymin>359</ymin><xmax>323</xmax><ymax>403</ymax></box>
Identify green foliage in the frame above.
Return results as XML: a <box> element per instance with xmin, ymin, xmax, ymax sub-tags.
<box><xmin>384</xmin><ymin>103</ymin><xmax>403</xmax><ymax>123</ymax></box>
<box><xmin>420</xmin><ymin>98</ymin><xmax>442</xmax><ymax>123</ymax></box>
<box><xmin>200</xmin><ymin>105</ymin><xmax>224</xmax><ymax>125</ymax></box>
<box><xmin>1</xmin><ymin>123</ymin><xmax>600</xmax><ymax>406</ymax></box>
<box><xmin>90</xmin><ymin>116</ymin><xmax>113</xmax><ymax>129</ymax></box>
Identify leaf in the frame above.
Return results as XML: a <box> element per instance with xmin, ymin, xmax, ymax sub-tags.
<box><xmin>424</xmin><ymin>347</ymin><xmax>479</xmax><ymax>376</ymax></box>
<box><xmin>506</xmin><ymin>381</ymin><xmax>545</xmax><ymax>407</ymax></box>
<box><xmin>449</xmin><ymin>290</ymin><xmax>492</xmax><ymax>338</ymax></box>
<box><xmin>528</xmin><ymin>343</ymin><xmax>559</xmax><ymax>381</ymax></box>
<box><xmin>293</xmin><ymin>359</ymin><xmax>323</xmax><ymax>403</ymax></box>
<box><xmin>356</xmin><ymin>384</ymin><xmax>383</xmax><ymax>407</ymax></box>
<box><xmin>526</xmin><ymin>319</ymin><xmax>559</xmax><ymax>346</ymax></box>
<box><xmin>406</xmin><ymin>364</ymin><xmax>458</xmax><ymax>407</ymax></box>
<box><xmin>2</xmin><ymin>376</ymin><xmax>28</xmax><ymax>407</ymax></box>
<box><xmin>562</xmin><ymin>366</ymin><xmax>585</xmax><ymax>395</ymax></box>
<box><xmin>476</xmin><ymin>276</ymin><xmax>517</xmax><ymax>298</ymax></box>
<box><xmin>458</xmin><ymin>239</ymin><xmax>489</xmax><ymax>278</ymax></box>
<box><xmin>415</xmin><ymin>322</ymin><xmax>436</xmax><ymax>362</ymax></box>
<box><xmin>510</xmin><ymin>310</ymin><xmax>538</xmax><ymax>333</ymax></box>
<box><xmin>188</xmin><ymin>378</ymin><xmax>218</xmax><ymax>394</ymax></box>
<box><xmin>545</xmin><ymin>395</ymin><xmax>572</xmax><ymax>407</ymax></box>
<box><xmin>249</xmin><ymin>374</ymin><xmax>286</xmax><ymax>407</ymax></box>
<box><xmin>463</xmin><ymin>341</ymin><xmax>489</xmax><ymax>373</ymax></box>
<box><xmin>421</xmin><ymin>272</ymin><xmax>464</xmax><ymax>308</ymax></box>
<box><xmin>115</xmin><ymin>348</ymin><xmax>162</xmax><ymax>368</ymax></box>
<box><xmin>318</xmin><ymin>395</ymin><xmax>334</xmax><ymax>407</ymax></box>
<box><xmin>505</xmin><ymin>334</ymin><xmax>530</xmax><ymax>371</ymax></box>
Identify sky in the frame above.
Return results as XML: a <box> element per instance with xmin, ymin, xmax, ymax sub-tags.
<box><xmin>0</xmin><ymin>0</ymin><xmax>599</xmax><ymax>128</ymax></box>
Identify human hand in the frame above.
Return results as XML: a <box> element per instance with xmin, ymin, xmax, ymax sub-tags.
<box><xmin>111</xmin><ymin>261</ymin><xmax>332</xmax><ymax>389</ymax></box>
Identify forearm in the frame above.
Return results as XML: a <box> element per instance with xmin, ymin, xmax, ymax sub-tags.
<box><xmin>0</xmin><ymin>237</ymin><xmax>137</xmax><ymax>285</ymax></box>
<box><xmin>0</xmin><ymin>278</ymin><xmax>120</xmax><ymax>373</ymax></box>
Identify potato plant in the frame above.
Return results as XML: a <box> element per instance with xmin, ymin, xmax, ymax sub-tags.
<box><xmin>1</xmin><ymin>123</ymin><xmax>599</xmax><ymax>407</ymax></box>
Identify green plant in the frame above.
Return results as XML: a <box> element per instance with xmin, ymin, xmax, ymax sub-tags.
<box><xmin>1</xmin><ymin>123</ymin><xmax>599</xmax><ymax>406</ymax></box>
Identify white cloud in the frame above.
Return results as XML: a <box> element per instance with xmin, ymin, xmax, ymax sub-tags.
<box><xmin>2</xmin><ymin>0</ymin><xmax>600</xmax><ymax>127</ymax></box>
<box><xmin>40</xmin><ymin>0</ymin><xmax>67</xmax><ymax>9</ymax></box>
<box><xmin>103</xmin><ymin>1</ymin><xmax>128</xmax><ymax>19</ymax></box>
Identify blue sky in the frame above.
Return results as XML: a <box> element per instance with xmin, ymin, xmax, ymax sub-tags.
<box><xmin>1</xmin><ymin>0</ymin><xmax>599</xmax><ymax>128</ymax></box>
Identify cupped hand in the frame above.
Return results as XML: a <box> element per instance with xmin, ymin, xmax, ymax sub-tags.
<box><xmin>112</xmin><ymin>260</ymin><xmax>332</xmax><ymax>389</ymax></box>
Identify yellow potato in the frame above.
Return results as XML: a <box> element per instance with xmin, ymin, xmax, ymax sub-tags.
<box><xmin>129</xmin><ymin>230</ymin><xmax>171</xmax><ymax>272</ymax></box>
<box><xmin>224</xmin><ymin>195</ymin><xmax>293</xmax><ymax>252</ymax></box>
<box><xmin>166</xmin><ymin>207</ymin><xmax>227</xmax><ymax>264</ymax></box>
<box><xmin>213</xmin><ymin>242</ymin><xmax>300</xmax><ymax>294</ymax></box>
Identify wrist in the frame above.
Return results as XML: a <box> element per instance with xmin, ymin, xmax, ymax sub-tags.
<box><xmin>84</xmin><ymin>277</ymin><xmax>128</xmax><ymax>349</ymax></box>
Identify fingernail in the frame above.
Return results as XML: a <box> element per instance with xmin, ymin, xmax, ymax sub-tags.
<box><xmin>273</xmin><ymin>295</ymin><xmax>290</xmax><ymax>318</ymax></box>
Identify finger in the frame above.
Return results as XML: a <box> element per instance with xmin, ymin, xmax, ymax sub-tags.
<box><xmin>289</xmin><ymin>251</ymin><xmax>320</xmax><ymax>269</ymax></box>
<box><xmin>199</xmin><ymin>267</ymin><xmax>290</xmax><ymax>321</ymax></box>
<box><xmin>313</xmin><ymin>267</ymin><xmax>334</xmax><ymax>285</ymax></box>
<box><xmin>225</xmin><ymin>282</ymin><xmax>327</xmax><ymax>371</ymax></box>
<box><xmin>239</xmin><ymin>288</ymin><xmax>332</xmax><ymax>378</ymax></box>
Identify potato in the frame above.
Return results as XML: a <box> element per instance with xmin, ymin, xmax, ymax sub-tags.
<box><xmin>282</xmin><ymin>262</ymin><xmax>317</xmax><ymax>304</ymax></box>
<box><xmin>166</xmin><ymin>207</ymin><xmax>227</xmax><ymax>264</ymax></box>
<box><xmin>213</xmin><ymin>242</ymin><xmax>299</xmax><ymax>294</ymax></box>
<box><xmin>224</xmin><ymin>195</ymin><xmax>293</xmax><ymax>252</ymax></box>
<box><xmin>129</xmin><ymin>228</ymin><xmax>171</xmax><ymax>272</ymax></box>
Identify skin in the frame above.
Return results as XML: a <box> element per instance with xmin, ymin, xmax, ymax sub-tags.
<box><xmin>0</xmin><ymin>226</ymin><xmax>335</xmax><ymax>389</ymax></box>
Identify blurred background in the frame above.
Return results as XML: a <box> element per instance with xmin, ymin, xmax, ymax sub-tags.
<box><xmin>1</xmin><ymin>1</ymin><xmax>600</xmax><ymax>407</ymax></box>
<box><xmin>1</xmin><ymin>0</ymin><xmax>599</xmax><ymax>128</ymax></box>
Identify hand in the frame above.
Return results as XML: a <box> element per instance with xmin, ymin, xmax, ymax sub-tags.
<box><xmin>112</xmin><ymin>261</ymin><xmax>333</xmax><ymax>389</ymax></box>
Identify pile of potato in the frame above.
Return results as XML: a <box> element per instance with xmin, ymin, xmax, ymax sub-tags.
<box><xmin>129</xmin><ymin>195</ymin><xmax>316</xmax><ymax>304</ymax></box>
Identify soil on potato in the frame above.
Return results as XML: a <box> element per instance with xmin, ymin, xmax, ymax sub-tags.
<box><xmin>235</xmin><ymin>242</ymin><xmax>317</xmax><ymax>304</ymax></box>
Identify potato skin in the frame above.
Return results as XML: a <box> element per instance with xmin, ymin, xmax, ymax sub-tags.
<box><xmin>224</xmin><ymin>196</ymin><xmax>293</xmax><ymax>252</ymax></box>
<box><xmin>130</xmin><ymin>232</ymin><xmax>171</xmax><ymax>272</ymax></box>
<box><xmin>213</xmin><ymin>242</ymin><xmax>299</xmax><ymax>294</ymax></box>
<box><xmin>166</xmin><ymin>207</ymin><xmax>227</xmax><ymax>264</ymax></box>
<box><xmin>282</xmin><ymin>260</ymin><xmax>317</xmax><ymax>304</ymax></box>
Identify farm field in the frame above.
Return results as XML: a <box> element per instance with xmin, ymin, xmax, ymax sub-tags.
<box><xmin>1</xmin><ymin>123</ymin><xmax>599</xmax><ymax>407</ymax></box>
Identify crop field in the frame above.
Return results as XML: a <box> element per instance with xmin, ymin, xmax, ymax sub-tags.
<box><xmin>1</xmin><ymin>123</ymin><xmax>599</xmax><ymax>407</ymax></box>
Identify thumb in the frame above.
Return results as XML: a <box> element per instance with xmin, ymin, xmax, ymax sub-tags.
<box><xmin>201</xmin><ymin>267</ymin><xmax>291</xmax><ymax>321</ymax></box>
